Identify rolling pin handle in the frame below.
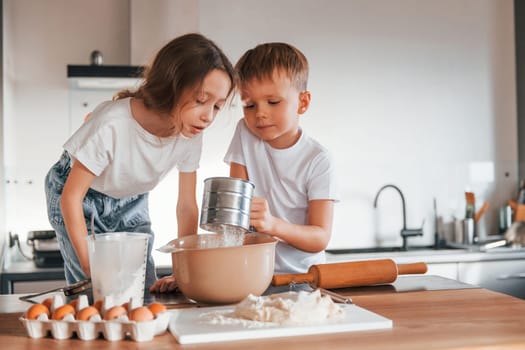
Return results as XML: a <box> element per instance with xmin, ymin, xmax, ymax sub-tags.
<box><xmin>271</xmin><ymin>272</ymin><xmax>315</xmax><ymax>286</ymax></box>
<box><xmin>397</xmin><ymin>262</ymin><xmax>428</xmax><ymax>275</ymax></box>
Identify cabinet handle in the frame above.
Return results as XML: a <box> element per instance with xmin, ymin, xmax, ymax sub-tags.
<box><xmin>498</xmin><ymin>273</ymin><xmax>525</xmax><ymax>280</ymax></box>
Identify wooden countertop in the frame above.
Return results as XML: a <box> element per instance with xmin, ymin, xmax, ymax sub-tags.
<box><xmin>1</xmin><ymin>276</ymin><xmax>525</xmax><ymax>349</ymax></box>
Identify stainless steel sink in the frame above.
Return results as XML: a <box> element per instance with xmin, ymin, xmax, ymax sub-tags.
<box><xmin>481</xmin><ymin>246</ymin><xmax>525</xmax><ymax>253</ymax></box>
<box><xmin>326</xmin><ymin>244</ymin><xmax>463</xmax><ymax>254</ymax></box>
<box><xmin>326</xmin><ymin>247</ymin><xmax>404</xmax><ymax>254</ymax></box>
<box><xmin>446</xmin><ymin>238</ymin><xmax>525</xmax><ymax>253</ymax></box>
<box><xmin>324</xmin><ymin>237</ymin><xmax>525</xmax><ymax>255</ymax></box>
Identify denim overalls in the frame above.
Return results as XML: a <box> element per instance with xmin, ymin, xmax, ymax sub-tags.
<box><xmin>44</xmin><ymin>151</ymin><xmax>157</xmax><ymax>297</ymax></box>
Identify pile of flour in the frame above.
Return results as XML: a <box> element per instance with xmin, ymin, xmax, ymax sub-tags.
<box><xmin>201</xmin><ymin>289</ymin><xmax>344</xmax><ymax>327</ymax></box>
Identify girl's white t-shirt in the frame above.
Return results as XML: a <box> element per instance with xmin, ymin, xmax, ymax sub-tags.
<box><xmin>64</xmin><ymin>98</ymin><xmax>202</xmax><ymax>199</ymax></box>
<box><xmin>224</xmin><ymin>120</ymin><xmax>338</xmax><ymax>274</ymax></box>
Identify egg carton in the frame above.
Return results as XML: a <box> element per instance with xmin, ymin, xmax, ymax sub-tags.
<box><xmin>19</xmin><ymin>294</ymin><xmax>170</xmax><ymax>342</ymax></box>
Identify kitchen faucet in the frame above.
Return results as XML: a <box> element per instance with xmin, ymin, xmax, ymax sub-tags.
<box><xmin>373</xmin><ymin>184</ymin><xmax>423</xmax><ymax>250</ymax></box>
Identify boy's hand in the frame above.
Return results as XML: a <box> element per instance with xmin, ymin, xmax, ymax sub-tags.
<box><xmin>250</xmin><ymin>197</ymin><xmax>277</xmax><ymax>234</ymax></box>
<box><xmin>149</xmin><ymin>275</ymin><xmax>179</xmax><ymax>294</ymax></box>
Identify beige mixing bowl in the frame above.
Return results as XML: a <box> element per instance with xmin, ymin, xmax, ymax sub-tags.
<box><xmin>166</xmin><ymin>233</ymin><xmax>277</xmax><ymax>304</ymax></box>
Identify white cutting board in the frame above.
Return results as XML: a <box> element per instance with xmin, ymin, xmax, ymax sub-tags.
<box><xmin>168</xmin><ymin>304</ymin><xmax>392</xmax><ymax>344</ymax></box>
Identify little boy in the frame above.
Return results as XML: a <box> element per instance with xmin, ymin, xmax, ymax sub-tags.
<box><xmin>224</xmin><ymin>42</ymin><xmax>338</xmax><ymax>274</ymax></box>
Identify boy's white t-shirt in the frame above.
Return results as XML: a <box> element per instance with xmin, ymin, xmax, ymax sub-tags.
<box><xmin>224</xmin><ymin>119</ymin><xmax>338</xmax><ymax>274</ymax></box>
<box><xmin>64</xmin><ymin>97</ymin><xmax>202</xmax><ymax>199</ymax></box>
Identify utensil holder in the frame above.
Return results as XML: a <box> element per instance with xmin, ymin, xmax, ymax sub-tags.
<box><xmin>454</xmin><ymin>218</ymin><xmax>477</xmax><ymax>244</ymax></box>
<box><xmin>509</xmin><ymin>201</ymin><xmax>525</xmax><ymax>222</ymax></box>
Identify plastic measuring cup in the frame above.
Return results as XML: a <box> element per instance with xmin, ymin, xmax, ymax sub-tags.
<box><xmin>87</xmin><ymin>232</ymin><xmax>149</xmax><ymax>306</ymax></box>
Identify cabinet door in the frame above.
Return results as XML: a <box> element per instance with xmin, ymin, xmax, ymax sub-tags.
<box><xmin>426</xmin><ymin>263</ymin><xmax>458</xmax><ymax>280</ymax></box>
<box><xmin>69</xmin><ymin>90</ymin><xmax>115</xmax><ymax>135</ymax></box>
<box><xmin>458</xmin><ymin>260</ymin><xmax>525</xmax><ymax>299</ymax></box>
<box><xmin>13</xmin><ymin>280</ymin><xmax>65</xmax><ymax>294</ymax></box>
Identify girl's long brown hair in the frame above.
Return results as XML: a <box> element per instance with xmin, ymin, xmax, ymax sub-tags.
<box><xmin>116</xmin><ymin>33</ymin><xmax>235</xmax><ymax>115</ymax></box>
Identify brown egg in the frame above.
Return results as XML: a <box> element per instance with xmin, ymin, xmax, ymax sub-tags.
<box><xmin>121</xmin><ymin>302</ymin><xmax>129</xmax><ymax>311</ymax></box>
<box><xmin>147</xmin><ymin>302</ymin><xmax>167</xmax><ymax>316</ymax></box>
<box><xmin>42</xmin><ymin>297</ymin><xmax>53</xmax><ymax>311</ymax></box>
<box><xmin>128</xmin><ymin>306</ymin><xmax>154</xmax><ymax>322</ymax></box>
<box><xmin>51</xmin><ymin>304</ymin><xmax>76</xmax><ymax>320</ymax></box>
<box><xmin>25</xmin><ymin>304</ymin><xmax>50</xmax><ymax>320</ymax></box>
<box><xmin>103</xmin><ymin>305</ymin><xmax>127</xmax><ymax>320</ymax></box>
<box><xmin>69</xmin><ymin>298</ymin><xmax>79</xmax><ymax>310</ymax></box>
<box><xmin>76</xmin><ymin>306</ymin><xmax>100</xmax><ymax>321</ymax></box>
<box><xmin>93</xmin><ymin>299</ymin><xmax>103</xmax><ymax>311</ymax></box>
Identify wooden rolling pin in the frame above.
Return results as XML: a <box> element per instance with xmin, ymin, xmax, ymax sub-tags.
<box><xmin>272</xmin><ymin>259</ymin><xmax>428</xmax><ymax>289</ymax></box>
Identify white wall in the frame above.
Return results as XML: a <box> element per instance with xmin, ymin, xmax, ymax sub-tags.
<box><xmin>3</xmin><ymin>0</ymin><xmax>518</xmax><ymax>267</ymax></box>
<box><xmin>0</xmin><ymin>1</ymin><xmax>5</xmax><ymax>256</ymax></box>
<box><xmin>130</xmin><ymin>0</ymin><xmax>199</xmax><ymax>65</ymax></box>
<box><xmin>3</xmin><ymin>0</ymin><xmax>130</xmax><ymax>240</ymax></box>
<box><xmin>198</xmin><ymin>0</ymin><xmax>518</xmax><ymax>249</ymax></box>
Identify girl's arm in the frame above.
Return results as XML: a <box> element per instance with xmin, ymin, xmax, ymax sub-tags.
<box><xmin>150</xmin><ymin>171</ymin><xmax>198</xmax><ymax>293</ymax></box>
<box><xmin>60</xmin><ymin>160</ymin><xmax>96</xmax><ymax>277</ymax></box>
<box><xmin>176</xmin><ymin>171</ymin><xmax>199</xmax><ymax>236</ymax></box>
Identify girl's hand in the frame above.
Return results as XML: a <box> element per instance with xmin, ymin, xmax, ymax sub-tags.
<box><xmin>250</xmin><ymin>197</ymin><xmax>277</xmax><ymax>234</ymax></box>
<box><xmin>81</xmin><ymin>263</ymin><xmax>91</xmax><ymax>279</ymax></box>
<box><xmin>149</xmin><ymin>275</ymin><xmax>178</xmax><ymax>294</ymax></box>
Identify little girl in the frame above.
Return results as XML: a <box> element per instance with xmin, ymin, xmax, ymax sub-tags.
<box><xmin>45</xmin><ymin>33</ymin><xmax>235</xmax><ymax>296</ymax></box>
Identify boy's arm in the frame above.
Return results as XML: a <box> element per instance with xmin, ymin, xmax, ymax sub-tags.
<box><xmin>229</xmin><ymin>161</ymin><xmax>333</xmax><ymax>253</ymax></box>
<box><xmin>230</xmin><ymin>162</ymin><xmax>249</xmax><ymax>180</ymax></box>
<box><xmin>250</xmin><ymin>198</ymin><xmax>334</xmax><ymax>253</ymax></box>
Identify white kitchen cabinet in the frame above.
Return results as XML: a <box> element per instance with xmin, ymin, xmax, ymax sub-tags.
<box><xmin>458</xmin><ymin>260</ymin><xmax>525</xmax><ymax>299</ymax></box>
<box><xmin>12</xmin><ymin>280</ymin><xmax>65</xmax><ymax>294</ymax></box>
<box><xmin>69</xmin><ymin>89</ymin><xmax>113</xmax><ymax>135</ymax></box>
<box><xmin>327</xmin><ymin>250</ymin><xmax>525</xmax><ymax>299</ymax></box>
<box><xmin>68</xmin><ymin>77</ymin><xmax>142</xmax><ymax>135</ymax></box>
<box><xmin>422</xmin><ymin>258</ymin><xmax>525</xmax><ymax>299</ymax></box>
<box><xmin>425</xmin><ymin>262</ymin><xmax>458</xmax><ymax>280</ymax></box>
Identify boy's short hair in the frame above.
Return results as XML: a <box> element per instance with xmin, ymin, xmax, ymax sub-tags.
<box><xmin>235</xmin><ymin>42</ymin><xmax>309</xmax><ymax>91</ymax></box>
